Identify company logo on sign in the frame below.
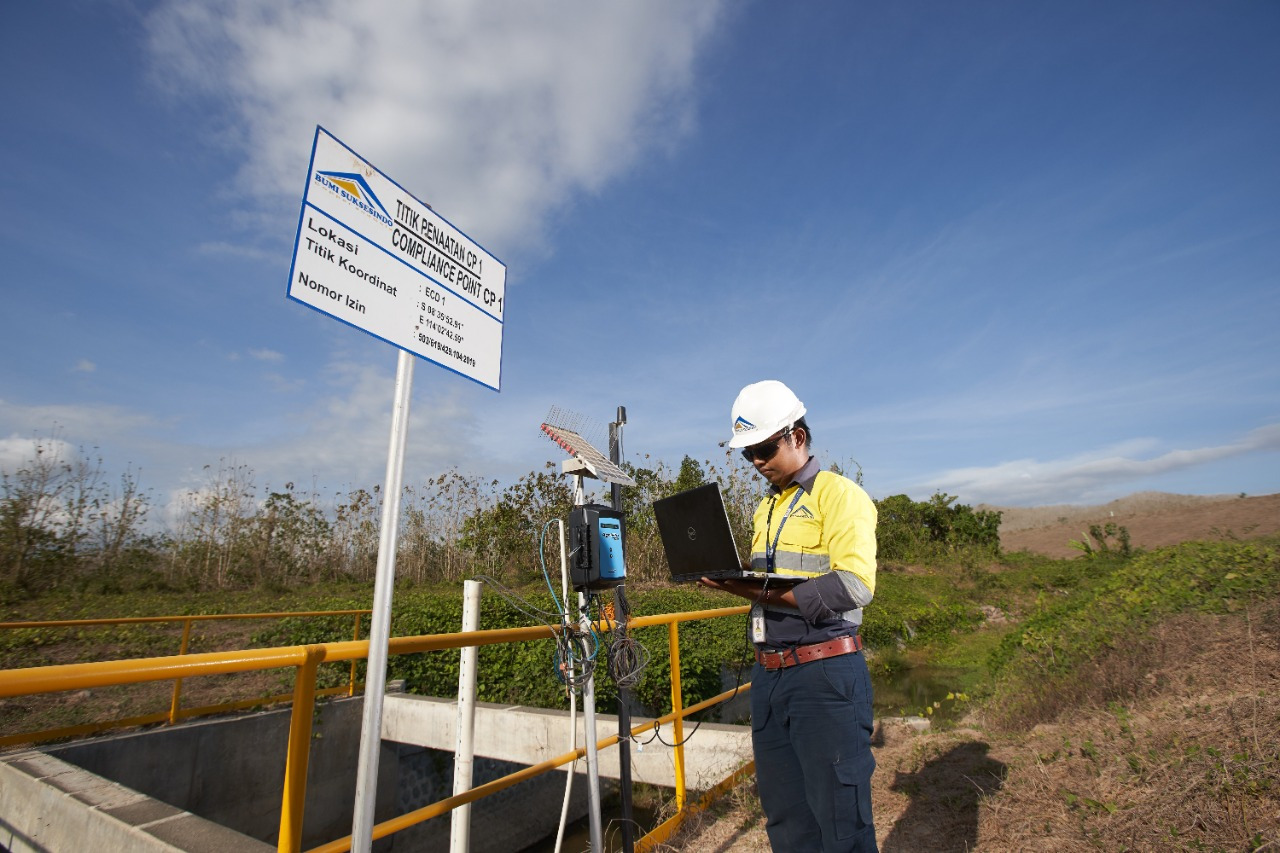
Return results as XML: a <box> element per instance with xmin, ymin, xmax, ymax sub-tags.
<box><xmin>314</xmin><ymin>170</ymin><xmax>393</xmax><ymax>227</ymax></box>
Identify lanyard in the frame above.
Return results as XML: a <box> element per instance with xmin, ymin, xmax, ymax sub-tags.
<box><xmin>764</xmin><ymin>488</ymin><xmax>805</xmax><ymax>572</ymax></box>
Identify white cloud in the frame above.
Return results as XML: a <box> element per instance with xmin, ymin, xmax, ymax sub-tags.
<box><xmin>249</xmin><ymin>348</ymin><xmax>284</xmax><ymax>362</ymax></box>
<box><xmin>145</xmin><ymin>0</ymin><xmax>725</xmax><ymax>250</ymax></box>
<box><xmin>188</xmin><ymin>355</ymin><xmax>489</xmax><ymax>493</ymax></box>
<box><xmin>923</xmin><ymin>423</ymin><xmax>1280</xmax><ymax>505</ymax></box>
<box><xmin>73</xmin><ymin>360</ymin><xmax>96</xmax><ymax>373</ymax></box>
<box><xmin>0</xmin><ymin>401</ymin><xmax>161</xmax><ymax>454</ymax></box>
<box><xmin>196</xmin><ymin>241</ymin><xmax>278</xmax><ymax>262</ymax></box>
<box><xmin>0</xmin><ymin>434</ymin><xmax>77</xmax><ymax>474</ymax></box>
<box><xmin>262</xmin><ymin>372</ymin><xmax>305</xmax><ymax>394</ymax></box>
<box><xmin>1</xmin><ymin>353</ymin><xmax>490</xmax><ymax>520</ymax></box>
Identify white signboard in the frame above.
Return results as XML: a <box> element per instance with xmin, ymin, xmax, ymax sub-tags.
<box><xmin>287</xmin><ymin>127</ymin><xmax>505</xmax><ymax>390</ymax></box>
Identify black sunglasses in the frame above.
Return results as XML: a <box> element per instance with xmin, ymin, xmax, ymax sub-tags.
<box><xmin>741</xmin><ymin>428</ymin><xmax>792</xmax><ymax>463</ymax></box>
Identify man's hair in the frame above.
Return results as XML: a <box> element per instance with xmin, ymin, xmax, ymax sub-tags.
<box><xmin>791</xmin><ymin>416</ymin><xmax>812</xmax><ymax>449</ymax></box>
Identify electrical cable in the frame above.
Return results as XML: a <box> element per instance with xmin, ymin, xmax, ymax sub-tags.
<box><xmin>635</xmin><ymin>599</ymin><xmax>757</xmax><ymax>750</ymax></box>
<box><xmin>473</xmin><ymin>518</ymin><xmax>617</xmax><ymax>696</ymax></box>
<box><xmin>538</xmin><ymin>519</ymin><xmax>565</xmax><ymax>614</ymax></box>
<box><xmin>476</xmin><ymin>499</ymin><xmax>634</xmax><ymax>848</ymax></box>
<box><xmin>471</xmin><ymin>573</ymin><xmax>561</xmax><ymax>628</ymax></box>
<box><xmin>603</xmin><ymin>585</ymin><xmax>650</xmax><ymax>690</ymax></box>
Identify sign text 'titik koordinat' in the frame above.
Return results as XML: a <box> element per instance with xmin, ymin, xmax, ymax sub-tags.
<box><xmin>287</xmin><ymin>127</ymin><xmax>506</xmax><ymax>390</ymax></box>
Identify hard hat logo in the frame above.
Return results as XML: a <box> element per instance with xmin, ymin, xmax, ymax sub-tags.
<box><xmin>728</xmin><ymin>380</ymin><xmax>807</xmax><ymax>449</ymax></box>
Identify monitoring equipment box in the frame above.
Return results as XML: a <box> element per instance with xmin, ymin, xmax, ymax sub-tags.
<box><xmin>569</xmin><ymin>504</ymin><xmax>626</xmax><ymax>590</ymax></box>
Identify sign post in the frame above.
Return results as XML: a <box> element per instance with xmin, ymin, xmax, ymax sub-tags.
<box><xmin>286</xmin><ymin>126</ymin><xmax>506</xmax><ymax>853</ymax></box>
<box><xmin>350</xmin><ymin>348</ymin><xmax>414</xmax><ymax>852</ymax></box>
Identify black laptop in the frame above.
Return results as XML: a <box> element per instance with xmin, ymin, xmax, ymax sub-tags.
<box><xmin>652</xmin><ymin>483</ymin><xmax>805</xmax><ymax>583</ymax></box>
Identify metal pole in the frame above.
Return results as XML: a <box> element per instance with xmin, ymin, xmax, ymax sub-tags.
<box><xmin>580</xmin><ymin>591</ymin><xmax>604</xmax><ymax>853</ymax></box>
<box><xmin>450</xmin><ymin>580</ymin><xmax>482</xmax><ymax>853</ymax></box>
<box><xmin>553</xmin><ymin>520</ymin><xmax>578</xmax><ymax>853</ymax></box>
<box><xmin>569</xmin><ymin>470</ymin><xmax>604</xmax><ymax>852</ymax></box>
<box><xmin>351</xmin><ymin>350</ymin><xmax>415</xmax><ymax>853</ymax></box>
<box><xmin>610</xmin><ymin>408</ymin><xmax>635</xmax><ymax>853</ymax></box>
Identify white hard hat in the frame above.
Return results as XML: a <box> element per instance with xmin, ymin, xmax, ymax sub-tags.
<box><xmin>728</xmin><ymin>380</ymin><xmax>806</xmax><ymax>449</ymax></box>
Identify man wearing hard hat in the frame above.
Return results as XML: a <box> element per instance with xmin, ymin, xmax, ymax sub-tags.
<box><xmin>703</xmin><ymin>380</ymin><xmax>878</xmax><ymax>852</ymax></box>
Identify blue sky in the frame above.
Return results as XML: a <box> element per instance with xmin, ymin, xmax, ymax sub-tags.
<box><xmin>2</xmin><ymin>0</ymin><xmax>1277</xmax><ymax>520</ymax></box>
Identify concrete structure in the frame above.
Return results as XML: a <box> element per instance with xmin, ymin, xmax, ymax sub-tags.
<box><xmin>0</xmin><ymin>695</ymin><xmax>751</xmax><ymax>852</ymax></box>
<box><xmin>1</xmin><ymin>696</ymin><xmax>396</xmax><ymax>853</ymax></box>
<box><xmin>0</xmin><ymin>750</ymin><xmax>271</xmax><ymax>853</ymax></box>
<box><xmin>382</xmin><ymin>694</ymin><xmax>752</xmax><ymax>791</ymax></box>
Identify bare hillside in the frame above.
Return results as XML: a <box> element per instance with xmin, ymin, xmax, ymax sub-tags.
<box><xmin>985</xmin><ymin>491</ymin><xmax>1280</xmax><ymax>559</ymax></box>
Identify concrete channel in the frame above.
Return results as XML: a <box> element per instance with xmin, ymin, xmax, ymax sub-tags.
<box><xmin>0</xmin><ymin>691</ymin><xmax>750</xmax><ymax>852</ymax></box>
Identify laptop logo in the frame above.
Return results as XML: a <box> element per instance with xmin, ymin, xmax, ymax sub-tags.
<box><xmin>687</xmin><ymin>527</ymin><xmax>697</xmax><ymax>540</ymax></box>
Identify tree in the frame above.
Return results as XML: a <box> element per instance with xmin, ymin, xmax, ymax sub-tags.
<box><xmin>84</xmin><ymin>466</ymin><xmax>154</xmax><ymax>589</ymax></box>
<box><xmin>0</xmin><ymin>435</ymin><xmax>105</xmax><ymax>594</ymax></box>
<box><xmin>459</xmin><ymin>465</ymin><xmax>573</xmax><ymax>581</ymax></box>
<box><xmin>874</xmin><ymin>492</ymin><xmax>1001</xmax><ymax>561</ymax></box>
<box><xmin>171</xmin><ymin>460</ymin><xmax>257</xmax><ymax>588</ymax></box>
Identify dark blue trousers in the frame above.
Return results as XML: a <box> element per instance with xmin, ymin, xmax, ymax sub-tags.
<box><xmin>751</xmin><ymin>651</ymin><xmax>877</xmax><ymax>852</ymax></box>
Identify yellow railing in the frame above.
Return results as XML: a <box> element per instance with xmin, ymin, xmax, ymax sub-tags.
<box><xmin>0</xmin><ymin>610</ymin><xmax>370</xmax><ymax>747</ymax></box>
<box><xmin>0</xmin><ymin>604</ymin><xmax>752</xmax><ymax>853</ymax></box>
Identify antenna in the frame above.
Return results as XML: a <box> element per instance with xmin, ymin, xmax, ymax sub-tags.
<box><xmin>540</xmin><ymin>408</ymin><xmax>635</xmax><ymax>487</ymax></box>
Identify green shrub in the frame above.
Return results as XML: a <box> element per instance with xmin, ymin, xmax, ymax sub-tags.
<box><xmin>251</xmin><ymin>585</ymin><xmax>750</xmax><ymax>716</ymax></box>
<box><xmin>875</xmin><ymin>493</ymin><xmax>1001</xmax><ymax>563</ymax></box>
<box><xmin>985</xmin><ymin>539</ymin><xmax>1280</xmax><ymax>727</ymax></box>
<box><xmin>862</xmin><ymin>572</ymin><xmax>983</xmax><ymax>648</ymax></box>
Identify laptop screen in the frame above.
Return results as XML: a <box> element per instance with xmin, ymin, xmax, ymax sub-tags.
<box><xmin>651</xmin><ymin>483</ymin><xmax>744</xmax><ymax>580</ymax></box>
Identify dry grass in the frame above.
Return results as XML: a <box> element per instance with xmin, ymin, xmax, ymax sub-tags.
<box><xmin>975</xmin><ymin>602</ymin><xmax>1280</xmax><ymax>851</ymax></box>
<box><xmin>0</xmin><ymin>617</ymin><xmax>304</xmax><ymax>745</ymax></box>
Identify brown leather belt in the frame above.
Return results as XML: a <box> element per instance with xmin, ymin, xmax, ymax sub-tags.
<box><xmin>755</xmin><ymin>635</ymin><xmax>863</xmax><ymax>670</ymax></box>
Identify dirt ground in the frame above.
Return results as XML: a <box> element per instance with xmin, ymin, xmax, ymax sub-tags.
<box><xmin>992</xmin><ymin>491</ymin><xmax>1280</xmax><ymax>559</ymax></box>
<box><xmin>667</xmin><ymin>492</ymin><xmax>1280</xmax><ymax>852</ymax></box>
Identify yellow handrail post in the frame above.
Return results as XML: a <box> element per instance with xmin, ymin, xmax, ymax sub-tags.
<box><xmin>349</xmin><ymin>614</ymin><xmax>361</xmax><ymax>697</ymax></box>
<box><xmin>667</xmin><ymin>621</ymin><xmax>687</xmax><ymax>811</ymax></box>
<box><xmin>169</xmin><ymin>618</ymin><xmax>194</xmax><ymax>725</ymax></box>
<box><xmin>279</xmin><ymin>646</ymin><xmax>324</xmax><ymax>853</ymax></box>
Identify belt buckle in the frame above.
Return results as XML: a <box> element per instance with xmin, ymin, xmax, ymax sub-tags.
<box><xmin>759</xmin><ymin>648</ymin><xmax>785</xmax><ymax>670</ymax></box>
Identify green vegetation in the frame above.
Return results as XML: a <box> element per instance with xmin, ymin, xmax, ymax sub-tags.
<box><xmin>4</xmin><ymin>434</ymin><xmax>1277</xmax><ymax>738</ymax></box>
<box><xmin>1068</xmin><ymin>521</ymin><xmax>1133</xmax><ymax>559</ymax></box>
<box><xmin>6</xmin><ymin>438</ymin><xmax>1277</xmax><ymax>851</ymax></box>
<box><xmin>9</xmin><ymin>535</ymin><xmax>1274</xmax><ymax>740</ymax></box>
<box><xmin>245</xmin><ymin>584</ymin><xmax>931</xmax><ymax>717</ymax></box>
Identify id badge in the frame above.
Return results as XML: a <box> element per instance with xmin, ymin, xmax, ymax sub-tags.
<box><xmin>750</xmin><ymin>603</ymin><xmax>767</xmax><ymax>644</ymax></box>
